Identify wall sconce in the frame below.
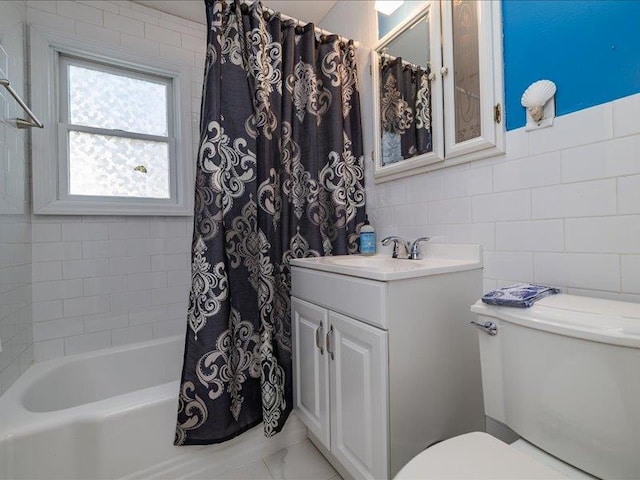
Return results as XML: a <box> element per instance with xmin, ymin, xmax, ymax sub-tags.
<box><xmin>521</xmin><ymin>79</ymin><xmax>556</xmax><ymax>131</ymax></box>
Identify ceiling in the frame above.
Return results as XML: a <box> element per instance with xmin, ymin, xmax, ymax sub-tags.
<box><xmin>135</xmin><ymin>1</ymin><xmax>339</xmax><ymax>25</ymax></box>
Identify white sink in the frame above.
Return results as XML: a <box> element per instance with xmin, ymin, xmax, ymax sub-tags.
<box><xmin>290</xmin><ymin>244</ymin><xmax>482</xmax><ymax>281</ymax></box>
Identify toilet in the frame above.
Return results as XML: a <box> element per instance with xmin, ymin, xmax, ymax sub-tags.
<box><xmin>396</xmin><ymin>294</ymin><xmax>640</xmax><ymax>479</ymax></box>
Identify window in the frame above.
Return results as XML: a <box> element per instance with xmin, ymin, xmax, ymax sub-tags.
<box><xmin>30</xmin><ymin>27</ymin><xmax>193</xmax><ymax>215</ymax></box>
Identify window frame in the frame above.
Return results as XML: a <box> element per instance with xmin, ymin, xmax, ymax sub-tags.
<box><xmin>30</xmin><ymin>26</ymin><xmax>194</xmax><ymax>215</ymax></box>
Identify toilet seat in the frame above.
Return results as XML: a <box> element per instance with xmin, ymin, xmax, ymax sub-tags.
<box><xmin>394</xmin><ymin>432</ymin><xmax>567</xmax><ymax>479</ymax></box>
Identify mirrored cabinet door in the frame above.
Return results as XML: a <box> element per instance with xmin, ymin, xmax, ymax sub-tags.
<box><xmin>373</xmin><ymin>0</ymin><xmax>504</xmax><ymax>183</ymax></box>
<box><xmin>372</xmin><ymin>1</ymin><xmax>444</xmax><ymax>182</ymax></box>
<box><xmin>441</xmin><ymin>0</ymin><xmax>502</xmax><ymax>159</ymax></box>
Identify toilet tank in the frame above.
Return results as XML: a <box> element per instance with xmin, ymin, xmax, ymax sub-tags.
<box><xmin>471</xmin><ymin>294</ymin><xmax>640</xmax><ymax>480</ymax></box>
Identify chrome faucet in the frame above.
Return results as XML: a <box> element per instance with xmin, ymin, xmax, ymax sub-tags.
<box><xmin>409</xmin><ymin>237</ymin><xmax>430</xmax><ymax>260</ymax></box>
<box><xmin>381</xmin><ymin>236</ymin><xmax>410</xmax><ymax>259</ymax></box>
<box><xmin>381</xmin><ymin>236</ymin><xmax>431</xmax><ymax>260</ymax></box>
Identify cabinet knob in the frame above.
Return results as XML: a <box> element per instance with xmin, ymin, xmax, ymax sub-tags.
<box><xmin>440</xmin><ymin>66</ymin><xmax>448</xmax><ymax>76</ymax></box>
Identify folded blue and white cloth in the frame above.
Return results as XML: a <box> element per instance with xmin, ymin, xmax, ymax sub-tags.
<box><xmin>481</xmin><ymin>283</ymin><xmax>560</xmax><ymax>308</ymax></box>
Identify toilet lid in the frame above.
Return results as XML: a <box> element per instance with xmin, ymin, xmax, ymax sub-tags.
<box><xmin>394</xmin><ymin>432</ymin><xmax>567</xmax><ymax>479</ymax></box>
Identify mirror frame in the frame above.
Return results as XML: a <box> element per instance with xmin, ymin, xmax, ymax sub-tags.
<box><xmin>372</xmin><ymin>1</ymin><xmax>444</xmax><ymax>183</ymax></box>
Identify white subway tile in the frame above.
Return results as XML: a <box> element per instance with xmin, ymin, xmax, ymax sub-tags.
<box><xmin>528</xmin><ymin>103</ymin><xmax>613</xmax><ymax>156</ymax></box>
<box><xmin>32</xmin><ymin>300</ymin><xmax>64</xmax><ymax>322</ymax></box>
<box><xmin>150</xmin><ymin>219</ymin><xmax>189</xmax><ymax>238</ymax></box>
<box><xmin>64</xmin><ymin>331</ymin><xmax>111</xmax><ymax>355</ymax></box>
<box><xmin>167</xmin><ymin>301</ymin><xmax>188</xmax><ymax>320</ymax></box>
<box><xmin>167</xmin><ymin>269</ymin><xmax>189</xmax><ymax>287</ymax></box>
<box><xmin>33</xmin><ymin>317</ymin><xmax>84</xmax><ymax>342</ymax></box>
<box><xmin>82</xmin><ymin>239</ymin><xmax>126</xmax><ymax>259</ymax></box>
<box><xmin>75</xmin><ymin>20</ymin><xmax>120</xmax><ymax>45</ymax></box>
<box><xmin>612</xmin><ymin>92</ymin><xmax>640</xmax><ymax>138</ymax></box>
<box><xmin>83</xmin><ymin>275</ymin><xmax>128</xmax><ymax>296</ymax></box>
<box><xmin>32</xmin><ymin>223</ymin><xmax>62</xmax><ymax>242</ymax></box>
<box><xmin>561</xmin><ymin>135</ymin><xmax>640</xmax><ymax>183</ymax></box>
<box><xmin>182</xmin><ymin>33</ymin><xmax>202</xmax><ymax>52</ymax></box>
<box><xmin>111</xmin><ymin>324</ymin><xmax>153</xmax><ymax>346</ymax></box>
<box><xmin>532</xmin><ymin>179</ymin><xmax>616</xmax><ymax>219</ymax></box>
<box><xmin>62</xmin><ymin>223</ymin><xmax>108</xmax><ymax>241</ymax></box>
<box><xmin>33</xmin><ymin>339</ymin><xmax>65</xmax><ymax>362</ymax></box>
<box><xmin>427</xmin><ymin>197</ymin><xmax>471</xmax><ymax>225</ymax></box>
<box><xmin>144</xmin><ymin>23</ymin><xmax>181</xmax><ymax>46</ymax></box>
<box><xmin>32</xmin><ymin>279</ymin><xmax>83</xmax><ymax>302</ymax></box>
<box><xmin>57</xmin><ymin>1</ymin><xmax>103</xmax><ymax>25</ymax></box>
<box><xmin>467</xmin><ymin>166</ymin><xmax>493</xmax><ymax>196</ymax></box>
<box><xmin>28</xmin><ymin>8</ymin><xmax>76</xmax><ymax>33</ymax></box>
<box><xmin>111</xmin><ymin>290</ymin><xmax>152</xmax><ymax>313</ymax></box>
<box><xmin>63</xmin><ymin>295</ymin><xmax>110</xmax><ymax>317</ymax></box>
<box><xmin>442</xmin><ymin>166</ymin><xmax>470</xmax><ymax>199</ymax></box>
<box><xmin>621</xmin><ymin>256</ymin><xmax>640</xmax><ymax>294</ymax></box>
<box><xmin>126</xmin><ymin>238</ymin><xmax>165</xmax><ymax>256</ymax></box>
<box><xmin>153</xmin><ymin>318</ymin><xmax>185</xmax><ymax>339</ymax></box>
<box><xmin>27</xmin><ymin>0</ymin><xmax>57</xmax><ymax>14</ymax></box>
<box><xmin>472</xmin><ymin>190</ymin><xmax>531</xmax><ymax>223</ymax></box>
<box><xmin>108</xmin><ymin>221</ymin><xmax>150</xmax><ymax>239</ymax></box>
<box><xmin>566</xmin><ymin>216</ymin><xmax>640</xmax><ymax>254</ymax></box>
<box><xmin>445</xmin><ymin>223</ymin><xmax>495</xmax><ymax>250</ymax></box>
<box><xmin>165</xmin><ymin>237</ymin><xmax>190</xmax><ymax>254</ymax></box>
<box><xmin>33</xmin><ymin>242</ymin><xmax>82</xmax><ymax>262</ymax></box>
<box><xmin>121</xmin><ymin>32</ymin><xmax>159</xmax><ymax>55</ymax></box>
<box><xmin>618</xmin><ymin>175</ymin><xmax>640</xmax><ymax>214</ymax></box>
<box><xmin>534</xmin><ymin>253</ymin><xmax>620</xmax><ymax>291</ymax></box>
<box><xmin>151</xmin><ymin>286</ymin><xmax>188</xmax><ymax>306</ymax></box>
<box><xmin>109</xmin><ymin>255</ymin><xmax>151</xmax><ymax>275</ymax></box>
<box><xmin>393</xmin><ymin>203</ymin><xmax>426</xmax><ymax>226</ymax></box>
<box><xmin>493</xmin><ymin>152</ymin><xmax>561</xmax><ymax>192</ymax></box>
<box><xmin>33</xmin><ymin>261</ymin><xmax>63</xmax><ymax>282</ymax></box>
<box><xmin>103</xmin><ymin>10</ymin><xmax>143</xmax><ymax>35</ymax></box>
<box><xmin>151</xmin><ymin>253</ymin><xmax>190</xmax><ymax>272</ymax></box>
<box><xmin>127</xmin><ymin>272</ymin><xmax>167</xmax><ymax>291</ymax></box>
<box><xmin>129</xmin><ymin>305</ymin><xmax>167</xmax><ymax>325</ymax></box>
<box><xmin>495</xmin><ymin>220</ymin><xmax>564</xmax><ymax>252</ymax></box>
<box><xmin>84</xmin><ymin>312</ymin><xmax>129</xmax><ymax>333</ymax></box>
<box><xmin>62</xmin><ymin>258</ymin><xmax>109</xmax><ymax>279</ymax></box>
<box><xmin>482</xmin><ymin>251</ymin><xmax>534</xmax><ymax>283</ymax></box>
<box><xmin>117</xmin><ymin>5</ymin><xmax>158</xmax><ymax>23</ymax></box>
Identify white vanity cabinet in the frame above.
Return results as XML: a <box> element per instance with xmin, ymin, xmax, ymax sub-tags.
<box><xmin>291</xmin><ymin>245</ymin><xmax>486</xmax><ymax>480</ymax></box>
<box><xmin>293</xmin><ymin>298</ymin><xmax>388</xmax><ymax>479</ymax></box>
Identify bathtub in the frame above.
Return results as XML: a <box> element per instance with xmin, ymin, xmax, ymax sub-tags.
<box><xmin>0</xmin><ymin>336</ymin><xmax>305</xmax><ymax>479</ymax></box>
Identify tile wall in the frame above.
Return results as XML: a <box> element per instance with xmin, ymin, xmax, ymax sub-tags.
<box><xmin>320</xmin><ymin>1</ymin><xmax>640</xmax><ymax>301</ymax></box>
<box><xmin>0</xmin><ymin>0</ymin><xmax>32</xmax><ymax>395</ymax></box>
<box><xmin>27</xmin><ymin>0</ymin><xmax>206</xmax><ymax>361</ymax></box>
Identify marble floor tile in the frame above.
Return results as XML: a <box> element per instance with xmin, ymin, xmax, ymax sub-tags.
<box><xmin>263</xmin><ymin>439</ymin><xmax>338</xmax><ymax>480</ymax></box>
<box><xmin>214</xmin><ymin>459</ymin><xmax>273</xmax><ymax>480</ymax></box>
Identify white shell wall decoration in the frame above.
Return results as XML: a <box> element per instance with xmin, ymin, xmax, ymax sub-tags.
<box><xmin>521</xmin><ymin>79</ymin><xmax>556</xmax><ymax>131</ymax></box>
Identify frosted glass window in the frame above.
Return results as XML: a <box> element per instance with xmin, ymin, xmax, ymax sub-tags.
<box><xmin>68</xmin><ymin>64</ymin><xmax>168</xmax><ymax>136</ymax></box>
<box><xmin>69</xmin><ymin>131</ymin><xmax>170</xmax><ymax>198</ymax></box>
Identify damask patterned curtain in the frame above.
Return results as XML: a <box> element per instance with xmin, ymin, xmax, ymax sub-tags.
<box><xmin>175</xmin><ymin>0</ymin><xmax>365</xmax><ymax>445</ymax></box>
<box><xmin>380</xmin><ymin>57</ymin><xmax>432</xmax><ymax>164</ymax></box>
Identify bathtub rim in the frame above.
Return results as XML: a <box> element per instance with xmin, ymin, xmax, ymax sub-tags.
<box><xmin>0</xmin><ymin>335</ymin><xmax>184</xmax><ymax>438</ymax></box>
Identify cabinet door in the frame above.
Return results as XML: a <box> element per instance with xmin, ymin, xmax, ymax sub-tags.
<box><xmin>441</xmin><ymin>0</ymin><xmax>504</xmax><ymax>160</ymax></box>
<box><xmin>328</xmin><ymin>311</ymin><xmax>389</xmax><ymax>480</ymax></box>
<box><xmin>292</xmin><ymin>297</ymin><xmax>330</xmax><ymax>448</ymax></box>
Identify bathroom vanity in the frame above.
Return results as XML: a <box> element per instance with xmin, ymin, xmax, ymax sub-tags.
<box><xmin>290</xmin><ymin>244</ymin><xmax>485</xmax><ymax>480</ymax></box>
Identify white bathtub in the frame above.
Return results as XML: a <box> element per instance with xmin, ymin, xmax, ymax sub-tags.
<box><xmin>0</xmin><ymin>336</ymin><xmax>305</xmax><ymax>479</ymax></box>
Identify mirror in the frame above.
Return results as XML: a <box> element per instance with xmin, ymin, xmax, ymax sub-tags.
<box><xmin>372</xmin><ymin>2</ymin><xmax>444</xmax><ymax>182</ymax></box>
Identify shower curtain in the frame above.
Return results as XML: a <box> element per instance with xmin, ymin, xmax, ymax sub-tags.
<box><xmin>380</xmin><ymin>57</ymin><xmax>432</xmax><ymax>163</ymax></box>
<box><xmin>175</xmin><ymin>0</ymin><xmax>365</xmax><ymax>445</ymax></box>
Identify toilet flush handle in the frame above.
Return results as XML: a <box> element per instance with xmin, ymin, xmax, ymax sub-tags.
<box><xmin>470</xmin><ymin>320</ymin><xmax>498</xmax><ymax>336</ymax></box>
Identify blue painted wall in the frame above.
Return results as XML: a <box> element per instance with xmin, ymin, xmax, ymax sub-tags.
<box><xmin>503</xmin><ymin>0</ymin><xmax>640</xmax><ymax>130</ymax></box>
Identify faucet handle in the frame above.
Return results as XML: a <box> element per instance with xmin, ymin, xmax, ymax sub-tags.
<box><xmin>409</xmin><ymin>237</ymin><xmax>430</xmax><ymax>260</ymax></box>
<box><xmin>381</xmin><ymin>236</ymin><xmax>409</xmax><ymax>259</ymax></box>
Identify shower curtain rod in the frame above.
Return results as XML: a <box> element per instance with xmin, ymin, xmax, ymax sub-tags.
<box><xmin>236</xmin><ymin>0</ymin><xmax>360</xmax><ymax>47</ymax></box>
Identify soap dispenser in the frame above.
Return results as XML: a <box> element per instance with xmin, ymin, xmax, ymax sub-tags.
<box><xmin>359</xmin><ymin>215</ymin><xmax>376</xmax><ymax>256</ymax></box>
